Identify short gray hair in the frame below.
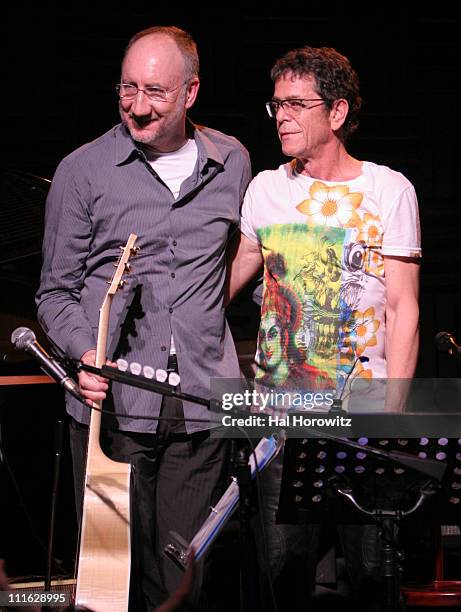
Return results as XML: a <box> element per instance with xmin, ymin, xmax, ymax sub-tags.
<box><xmin>125</xmin><ymin>26</ymin><xmax>199</xmax><ymax>81</ymax></box>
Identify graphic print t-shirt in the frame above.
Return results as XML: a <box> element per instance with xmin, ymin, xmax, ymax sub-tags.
<box><xmin>241</xmin><ymin>160</ymin><xmax>421</xmax><ymax>395</ymax></box>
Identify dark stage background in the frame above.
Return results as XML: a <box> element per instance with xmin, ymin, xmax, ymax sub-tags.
<box><xmin>1</xmin><ymin>3</ymin><xmax>460</xmax><ymax>592</ymax></box>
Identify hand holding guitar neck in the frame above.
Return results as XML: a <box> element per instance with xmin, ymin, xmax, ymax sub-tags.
<box><xmin>78</xmin><ymin>348</ymin><xmax>110</xmax><ymax>404</ymax></box>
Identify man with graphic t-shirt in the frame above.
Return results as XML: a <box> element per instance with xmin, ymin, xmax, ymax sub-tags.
<box><xmin>227</xmin><ymin>46</ymin><xmax>420</xmax><ymax>611</ymax></box>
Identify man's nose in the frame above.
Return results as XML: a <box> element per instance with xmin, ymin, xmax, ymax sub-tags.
<box><xmin>130</xmin><ymin>90</ymin><xmax>152</xmax><ymax>116</ymax></box>
<box><xmin>276</xmin><ymin>103</ymin><xmax>291</xmax><ymax>122</ymax></box>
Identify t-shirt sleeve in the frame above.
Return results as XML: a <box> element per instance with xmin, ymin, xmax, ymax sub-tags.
<box><xmin>240</xmin><ymin>179</ymin><xmax>259</xmax><ymax>243</ymax></box>
<box><xmin>382</xmin><ymin>185</ymin><xmax>421</xmax><ymax>258</ymax></box>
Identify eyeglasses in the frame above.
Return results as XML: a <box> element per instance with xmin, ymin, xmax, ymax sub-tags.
<box><xmin>115</xmin><ymin>82</ymin><xmax>186</xmax><ymax>102</ymax></box>
<box><xmin>265</xmin><ymin>98</ymin><xmax>325</xmax><ymax>118</ymax></box>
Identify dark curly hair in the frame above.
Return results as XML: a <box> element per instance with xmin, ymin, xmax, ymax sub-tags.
<box><xmin>270</xmin><ymin>46</ymin><xmax>362</xmax><ymax>141</ymax></box>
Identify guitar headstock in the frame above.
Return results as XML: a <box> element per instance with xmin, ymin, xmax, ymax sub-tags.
<box><xmin>107</xmin><ymin>234</ymin><xmax>139</xmax><ymax>296</ymax></box>
<box><xmin>96</xmin><ymin>233</ymin><xmax>139</xmax><ymax>369</ymax></box>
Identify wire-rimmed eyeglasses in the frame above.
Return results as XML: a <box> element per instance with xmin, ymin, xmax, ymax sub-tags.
<box><xmin>265</xmin><ymin>98</ymin><xmax>325</xmax><ymax>118</ymax></box>
<box><xmin>116</xmin><ymin>81</ymin><xmax>186</xmax><ymax>102</ymax></box>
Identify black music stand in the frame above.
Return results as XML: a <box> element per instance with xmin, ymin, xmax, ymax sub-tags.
<box><xmin>277</xmin><ymin>436</ymin><xmax>457</xmax><ymax>612</ymax></box>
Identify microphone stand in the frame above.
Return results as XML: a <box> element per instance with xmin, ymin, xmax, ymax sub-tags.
<box><xmin>43</xmin><ymin>419</ymin><xmax>64</xmax><ymax>611</ymax></box>
<box><xmin>323</xmin><ymin>353</ymin><xmax>446</xmax><ymax>611</ymax></box>
<box><xmin>78</xmin><ymin>362</ymin><xmax>212</xmax><ymax>408</ymax></box>
<box><xmin>231</xmin><ymin>443</ymin><xmax>254</xmax><ymax>612</ymax></box>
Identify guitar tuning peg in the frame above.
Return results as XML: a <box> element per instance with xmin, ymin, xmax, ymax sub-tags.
<box><xmin>130</xmin><ymin>246</ymin><xmax>140</xmax><ymax>255</ymax></box>
<box><xmin>143</xmin><ymin>366</ymin><xmax>155</xmax><ymax>379</ymax></box>
<box><xmin>118</xmin><ymin>279</ymin><xmax>126</xmax><ymax>288</ymax></box>
<box><xmin>156</xmin><ymin>369</ymin><xmax>167</xmax><ymax>382</ymax></box>
<box><xmin>124</xmin><ymin>263</ymin><xmax>132</xmax><ymax>273</ymax></box>
<box><xmin>116</xmin><ymin>359</ymin><xmax>128</xmax><ymax>372</ymax></box>
<box><xmin>168</xmin><ymin>372</ymin><xmax>180</xmax><ymax>387</ymax></box>
<box><xmin>129</xmin><ymin>362</ymin><xmax>142</xmax><ymax>375</ymax></box>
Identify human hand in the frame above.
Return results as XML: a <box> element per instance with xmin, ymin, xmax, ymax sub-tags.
<box><xmin>153</xmin><ymin>550</ymin><xmax>195</xmax><ymax>612</ymax></box>
<box><xmin>78</xmin><ymin>349</ymin><xmax>109</xmax><ymax>405</ymax></box>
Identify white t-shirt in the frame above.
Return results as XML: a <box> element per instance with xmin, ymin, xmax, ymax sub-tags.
<box><xmin>241</xmin><ymin>160</ymin><xmax>421</xmax><ymax>392</ymax></box>
<box><xmin>145</xmin><ymin>138</ymin><xmax>198</xmax><ymax>199</ymax></box>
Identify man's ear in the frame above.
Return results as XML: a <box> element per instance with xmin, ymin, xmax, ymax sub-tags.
<box><xmin>185</xmin><ymin>77</ymin><xmax>200</xmax><ymax>110</ymax></box>
<box><xmin>330</xmin><ymin>98</ymin><xmax>349</xmax><ymax>132</ymax></box>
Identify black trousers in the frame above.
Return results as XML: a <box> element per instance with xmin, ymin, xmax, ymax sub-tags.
<box><xmin>69</xmin><ymin>361</ymin><xmax>229</xmax><ymax>611</ymax></box>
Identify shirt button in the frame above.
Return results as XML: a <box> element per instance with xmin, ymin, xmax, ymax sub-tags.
<box><xmin>161</xmin><ymin>345</ymin><xmax>167</xmax><ymax>351</ymax></box>
<box><xmin>172</xmin><ymin>240</ymin><xmax>177</xmax><ymax>246</ymax></box>
<box><xmin>169</xmin><ymin>307</ymin><xmax>173</xmax><ymax>313</ymax></box>
<box><xmin>171</xmin><ymin>272</ymin><xmax>175</xmax><ymax>278</ymax></box>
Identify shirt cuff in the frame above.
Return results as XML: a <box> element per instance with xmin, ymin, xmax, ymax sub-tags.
<box><xmin>382</xmin><ymin>246</ymin><xmax>422</xmax><ymax>258</ymax></box>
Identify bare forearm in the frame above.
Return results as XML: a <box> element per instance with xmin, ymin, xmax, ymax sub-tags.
<box><xmin>385</xmin><ymin>306</ymin><xmax>419</xmax><ymax>379</ymax></box>
<box><xmin>383</xmin><ymin>256</ymin><xmax>420</xmax><ymax>411</ymax></box>
<box><xmin>225</xmin><ymin>233</ymin><xmax>263</xmax><ymax>305</ymax></box>
<box><xmin>384</xmin><ymin>300</ymin><xmax>419</xmax><ymax>411</ymax></box>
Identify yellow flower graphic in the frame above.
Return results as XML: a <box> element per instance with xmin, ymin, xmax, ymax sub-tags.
<box><xmin>296</xmin><ymin>181</ymin><xmax>363</xmax><ymax>227</ymax></box>
<box><xmin>356</xmin><ymin>213</ymin><xmax>383</xmax><ymax>246</ymax></box>
<box><xmin>368</xmin><ymin>250</ymin><xmax>385</xmax><ymax>278</ymax></box>
<box><xmin>351</xmin><ymin>307</ymin><xmax>380</xmax><ymax>355</ymax></box>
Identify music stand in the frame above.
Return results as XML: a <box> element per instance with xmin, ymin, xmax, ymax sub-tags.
<box><xmin>277</xmin><ymin>436</ymin><xmax>458</xmax><ymax>612</ymax></box>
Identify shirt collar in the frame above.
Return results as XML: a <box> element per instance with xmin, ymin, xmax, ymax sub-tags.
<box><xmin>190</xmin><ymin>121</ymin><xmax>224</xmax><ymax>169</ymax></box>
<box><xmin>114</xmin><ymin>121</ymin><xmax>224</xmax><ymax>168</ymax></box>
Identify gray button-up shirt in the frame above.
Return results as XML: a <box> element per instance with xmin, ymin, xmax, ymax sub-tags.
<box><xmin>36</xmin><ymin>122</ymin><xmax>251</xmax><ymax>433</ymax></box>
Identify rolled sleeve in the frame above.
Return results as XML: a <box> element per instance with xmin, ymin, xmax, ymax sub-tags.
<box><xmin>382</xmin><ymin>185</ymin><xmax>422</xmax><ymax>258</ymax></box>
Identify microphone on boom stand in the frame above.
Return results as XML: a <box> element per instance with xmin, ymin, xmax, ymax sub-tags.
<box><xmin>329</xmin><ymin>355</ymin><xmax>369</xmax><ymax>414</ymax></box>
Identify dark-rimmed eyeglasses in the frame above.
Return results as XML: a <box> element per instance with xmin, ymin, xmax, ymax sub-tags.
<box><xmin>265</xmin><ymin>98</ymin><xmax>325</xmax><ymax>118</ymax></box>
<box><xmin>115</xmin><ymin>82</ymin><xmax>186</xmax><ymax>102</ymax></box>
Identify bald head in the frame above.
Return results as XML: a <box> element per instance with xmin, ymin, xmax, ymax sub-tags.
<box><xmin>122</xmin><ymin>34</ymin><xmax>188</xmax><ymax>89</ymax></box>
<box><xmin>124</xmin><ymin>26</ymin><xmax>199</xmax><ymax>82</ymax></box>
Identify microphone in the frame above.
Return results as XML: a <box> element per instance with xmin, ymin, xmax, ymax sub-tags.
<box><xmin>10</xmin><ymin>327</ymin><xmax>85</xmax><ymax>403</ymax></box>
<box><xmin>330</xmin><ymin>355</ymin><xmax>369</xmax><ymax>413</ymax></box>
<box><xmin>435</xmin><ymin>331</ymin><xmax>461</xmax><ymax>363</ymax></box>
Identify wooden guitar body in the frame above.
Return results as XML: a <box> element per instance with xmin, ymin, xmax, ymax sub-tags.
<box><xmin>75</xmin><ymin>234</ymin><xmax>137</xmax><ymax>612</ymax></box>
<box><xmin>75</xmin><ymin>415</ymin><xmax>131</xmax><ymax>611</ymax></box>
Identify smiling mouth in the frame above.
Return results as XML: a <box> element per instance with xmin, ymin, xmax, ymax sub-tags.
<box><xmin>133</xmin><ymin>119</ymin><xmax>154</xmax><ymax>128</ymax></box>
<box><xmin>128</xmin><ymin>114</ymin><xmax>156</xmax><ymax>126</ymax></box>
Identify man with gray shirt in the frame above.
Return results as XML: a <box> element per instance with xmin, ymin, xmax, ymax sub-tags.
<box><xmin>36</xmin><ymin>26</ymin><xmax>251</xmax><ymax>611</ymax></box>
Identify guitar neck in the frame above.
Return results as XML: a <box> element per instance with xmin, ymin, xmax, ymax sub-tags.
<box><xmin>95</xmin><ymin>294</ymin><xmax>112</xmax><ymax>369</ymax></box>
